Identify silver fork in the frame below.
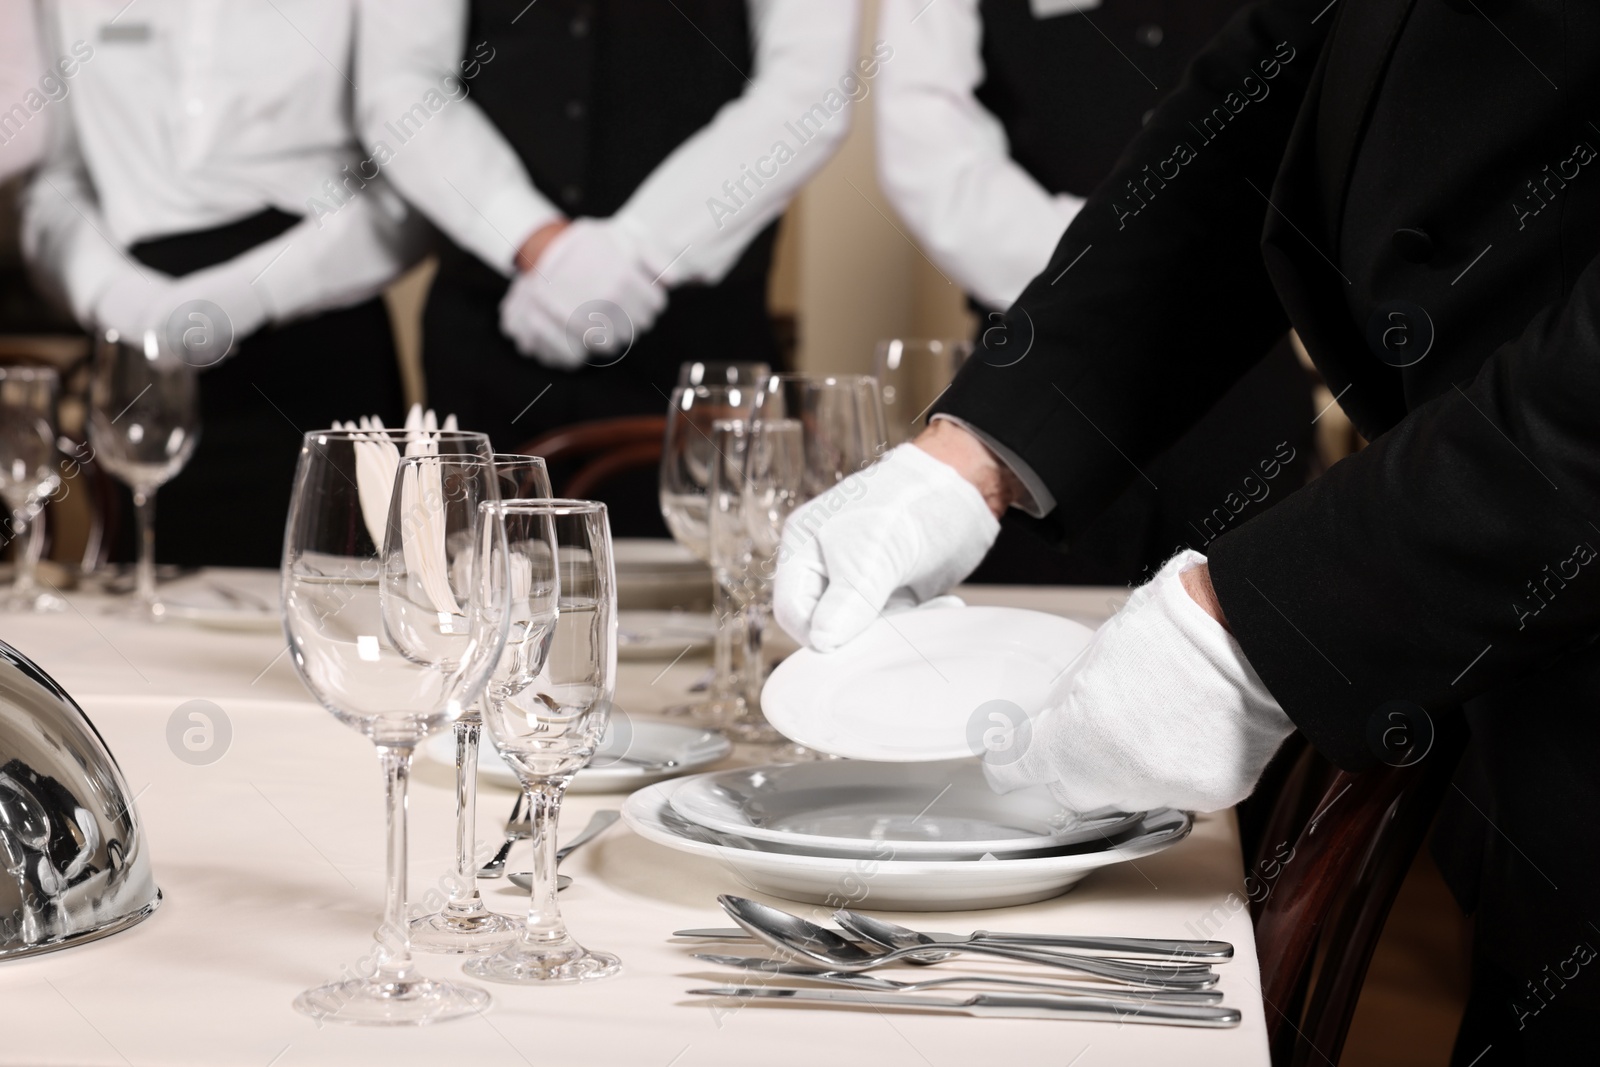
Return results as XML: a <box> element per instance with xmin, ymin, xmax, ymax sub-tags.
<box><xmin>477</xmin><ymin>791</ymin><xmax>528</xmax><ymax>878</ymax></box>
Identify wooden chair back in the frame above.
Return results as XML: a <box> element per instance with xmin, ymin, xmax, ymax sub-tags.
<box><xmin>517</xmin><ymin>415</ymin><xmax>666</xmax><ymax>499</ymax></box>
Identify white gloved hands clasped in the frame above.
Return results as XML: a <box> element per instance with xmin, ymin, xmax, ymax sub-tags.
<box><xmin>773</xmin><ymin>443</ymin><xmax>1001</xmax><ymax>653</ymax></box>
<box><xmin>985</xmin><ymin>550</ymin><xmax>1294</xmax><ymax>814</ymax></box>
<box><xmin>94</xmin><ymin>258</ymin><xmax>269</xmax><ymax>358</ymax></box>
<box><xmin>499</xmin><ymin>218</ymin><xmax>667</xmax><ymax>369</ymax></box>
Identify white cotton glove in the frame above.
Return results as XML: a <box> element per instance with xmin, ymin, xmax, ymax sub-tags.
<box><xmin>498</xmin><ymin>218</ymin><xmax>667</xmax><ymax>369</ymax></box>
<box><xmin>93</xmin><ymin>258</ymin><xmax>269</xmax><ymax>364</ymax></box>
<box><xmin>985</xmin><ymin>550</ymin><xmax>1295</xmax><ymax>814</ymax></box>
<box><xmin>773</xmin><ymin>443</ymin><xmax>1001</xmax><ymax>653</ymax></box>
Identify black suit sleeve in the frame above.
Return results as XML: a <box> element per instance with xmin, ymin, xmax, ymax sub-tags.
<box><xmin>1210</xmin><ymin>258</ymin><xmax>1600</xmax><ymax>768</ymax></box>
<box><xmin>934</xmin><ymin>0</ymin><xmax>1331</xmax><ymax>544</ymax></box>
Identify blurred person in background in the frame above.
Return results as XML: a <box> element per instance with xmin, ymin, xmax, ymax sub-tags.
<box><xmin>359</xmin><ymin>0</ymin><xmax>862</xmax><ymax>504</ymax></box>
<box><xmin>1</xmin><ymin>1</ymin><xmax>53</xmax><ymax>184</ymax></box>
<box><xmin>876</xmin><ymin>0</ymin><xmax>1313</xmax><ymax>587</ymax></box>
<box><xmin>22</xmin><ymin>1</ymin><xmax>425</xmax><ymax>566</ymax></box>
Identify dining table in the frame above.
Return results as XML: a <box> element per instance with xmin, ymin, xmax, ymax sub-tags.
<box><xmin>0</xmin><ymin>565</ymin><xmax>1272</xmax><ymax>1066</ymax></box>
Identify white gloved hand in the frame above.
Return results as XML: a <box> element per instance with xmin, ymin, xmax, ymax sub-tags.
<box><xmin>498</xmin><ymin>218</ymin><xmax>667</xmax><ymax>369</ymax></box>
<box><xmin>93</xmin><ymin>259</ymin><xmax>269</xmax><ymax>362</ymax></box>
<box><xmin>985</xmin><ymin>550</ymin><xmax>1294</xmax><ymax>813</ymax></box>
<box><xmin>773</xmin><ymin>443</ymin><xmax>1001</xmax><ymax>652</ymax></box>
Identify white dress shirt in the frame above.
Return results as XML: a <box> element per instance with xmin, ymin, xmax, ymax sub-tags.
<box><xmin>0</xmin><ymin>0</ymin><xmax>52</xmax><ymax>183</ymax></box>
<box><xmin>22</xmin><ymin>0</ymin><xmax>425</xmax><ymax>332</ymax></box>
<box><xmin>875</xmin><ymin>0</ymin><xmax>1085</xmax><ymax>311</ymax></box>
<box><xmin>357</xmin><ymin>0</ymin><xmax>861</xmax><ymax>284</ymax></box>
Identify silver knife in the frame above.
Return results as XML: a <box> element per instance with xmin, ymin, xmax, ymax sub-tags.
<box><xmin>686</xmin><ymin>986</ymin><xmax>1241</xmax><ymax>1027</ymax></box>
<box><xmin>673</xmin><ymin>928</ymin><xmax>1233</xmax><ymax>960</ymax></box>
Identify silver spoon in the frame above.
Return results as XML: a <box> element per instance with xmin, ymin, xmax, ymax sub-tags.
<box><xmin>691</xmin><ymin>954</ymin><xmax>1226</xmax><ymax>1004</ymax></box>
<box><xmin>718</xmin><ymin>896</ymin><xmax>1216</xmax><ymax>989</ymax></box>
<box><xmin>835</xmin><ymin>911</ymin><xmax>1214</xmax><ymax>976</ymax></box>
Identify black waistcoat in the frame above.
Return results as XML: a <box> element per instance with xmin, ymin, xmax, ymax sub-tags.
<box><xmin>976</xmin><ymin>0</ymin><xmax>1251</xmax><ymax>196</ymax></box>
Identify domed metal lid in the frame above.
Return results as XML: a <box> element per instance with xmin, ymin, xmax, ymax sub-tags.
<box><xmin>0</xmin><ymin>639</ymin><xmax>160</xmax><ymax>960</ymax></box>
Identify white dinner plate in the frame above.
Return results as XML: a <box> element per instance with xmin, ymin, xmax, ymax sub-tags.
<box><xmin>623</xmin><ymin>776</ymin><xmax>1191</xmax><ymax>911</ymax></box>
<box><xmin>424</xmin><ymin>719</ymin><xmax>731</xmax><ymax>794</ymax></box>
<box><xmin>761</xmin><ymin>606</ymin><xmax>1096</xmax><ymax>761</ymax></box>
<box><xmin>668</xmin><ymin>759</ymin><xmax>1141</xmax><ymax>859</ymax></box>
<box><xmin>617</xmin><ymin>610</ymin><xmax>717</xmax><ymax>660</ymax></box>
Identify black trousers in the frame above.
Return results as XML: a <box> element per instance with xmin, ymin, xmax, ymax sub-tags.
<box><xmin>123</xmin><ymin>209</ymin><xmax>405</xmax><ymax>567</ymax></box>
<box><xmin>1450</xmin><ymin>949</ymin><xmax>1600</xmax><ymax>1064</ymax></box>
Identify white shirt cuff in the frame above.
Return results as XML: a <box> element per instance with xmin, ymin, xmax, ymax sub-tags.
<box><xmin>929</xmin><ymin>413</ymin><xmax>1055</xmax><ymax>518</ymax></box>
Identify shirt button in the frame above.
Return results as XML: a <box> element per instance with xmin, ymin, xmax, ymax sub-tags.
<box><xmin>561</xmin><ymin>184</ymin><xmax>583</xmax><ymax>207</ymax></box>
<box><xmin>565</xmin><ymin>100</ymin><xmax>586</xmax><ymax>121</ymax></box>
<box><xmin>1136</xmin><ymin>24</ymin><xmax>1164</xmax><ymax>48</ymax></box>
<box><xmin>1392</xmin><ymin>227</ymin><xmax>1435</xmax><ymax>264</ymax></box>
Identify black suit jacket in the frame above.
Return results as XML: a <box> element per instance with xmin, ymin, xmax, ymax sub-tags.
<box><xmin>936</xmin><ymin>0</ymin><xmax>1600</xmax><ymax>980</ymax></box>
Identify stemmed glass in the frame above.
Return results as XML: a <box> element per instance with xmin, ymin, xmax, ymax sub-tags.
<box><xmin>706</xmin><ymin>418</ymin><xmax>803</xmax><ymax>742</ymax></box>
<box><xmin>0</xmin><ymin>366</ymin><xmax>64</xmax><ymax>613</ymax></box>
<box><xmin>873</xmin><ymin>338</ymin><xmax>973</xmax><ymax>446</ymax></box>
<box><xmin>658</xmin><ymin>382</ymin><xmax>757</xmax><ymax>722</ymax></box>
<box><xmin>87</xmin><ymin>329</ymin><xmax>200</xmax><ymax>619</ymax></box>
<box><xmin>409</xmin><ymin>453</ymin><xmax>552</xmax><ymax>955</ymax></box>
<box><xmin>468</xmin><ymin>498</ymin><xmax>621</xmax><ymax>984</ymax></box>
<box><xmin>735</xmin><ymin>374</ymin><xmax>887</xmax><ymax>739</ymax></box>
<box><xmin>282</xmin><ymin>428</ymin><xmax>506</xmax><ymax>1025</ymax></box>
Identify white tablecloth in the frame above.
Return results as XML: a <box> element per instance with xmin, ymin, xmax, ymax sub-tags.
<box><xmin>0</xmin><ymin>570</ymin><xmax>1270</xmax><ymax>1065</ymax></box>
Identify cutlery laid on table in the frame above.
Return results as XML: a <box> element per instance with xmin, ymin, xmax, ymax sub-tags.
<box><xmin>717</xmin><ymin>896</ymin><xmax>1216</xmax><ymax>989</ymax></box>
<box><xmin>674</xmin><ymin>925</ymin><xmax>1232</xmax><ymax>961</ymax></box>
<box><xmin>691</xmin><ymin>954</ymin><xmax>1226</xmax><ymax>1004</ymax></box>
<box><xmin>504</xmin><ymin>809</ymin><xmax>621</xmax><ymax>889</ymax></box>
<box><xmin>478</xmin><ymin>792</ymin><xmax>528</xmax><ymax>878</ymax></box>
<box><xmin>686</xmin><ymin>986</ymin><xmax>1241</xmax><ymax>1027</ymax></box>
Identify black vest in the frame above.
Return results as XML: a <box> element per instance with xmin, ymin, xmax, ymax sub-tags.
<box><xmin>458</xmin><ymin>0</ymin><xmax>774</xmax><ymax>282</ymax></box>
<box><xmin>976</xmin><ymin>0</ymin><xmax>1250</xmax><ymax>197</ymax></box>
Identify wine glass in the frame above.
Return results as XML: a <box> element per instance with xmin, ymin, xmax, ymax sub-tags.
<box><xmin>0</xmin><ymin>366</ymin><xmax>64</xmax><ymax>613</ymax></box>
<box><xmin>468</xmin><ymin>498</ymin><xmax>620</xmax><ymax>984</ymax></box>
<box><xmin>282</xmin><ymin>427</ymin><xmax>505</xmax><ymax>1025</ymax></box>
<box><xmin>706</xmin><ymin>418</ymin><xmax>803</xmax><ymax>742</ymax></box>
<box><xmin>873</xmin><ymin>338</ymin><xmax>973</xmax><ymax>446</ymax></box>
<box><xmin>678</xmin><ymin>361</ymin><xmax>772</xmax><ymax>387</ymax></box>
<box><xmin>410</xmin><ymin>453</ymin><xmax>551</xmax><ymax>955</ymax></box>
<box><xmin>658</xmin><ymin>383</ymin><xmax>757</xmax><ymax>721</ymax></box>
<box><xmin>86</xmin><ymin>329</ymin><xmax>200</xmax><ymax>619</ymax></box>
<box><xmin>736</xmin><ymin>374</ymin><xmax>887</xmax><ymax>741</ymax></box>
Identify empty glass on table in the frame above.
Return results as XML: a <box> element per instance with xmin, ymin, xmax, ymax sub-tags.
<box><xmin>678</xmin><ymin>361</ymin><xmax>772</xmax><ymax>388</ymax></box>
<box><xmin>282</xmin><ymin>427</ymin><xmax>506</xmax><ymax>1025</ymax></box>
<box><xmin>873</xmin><ymin>338</ymin><xmax>973</xmax><ymax>446</ymax></box>
<box><xmin>469</xmin><ymin>498</ymin><xmax>620</xmax><ymax>984</ymax></box>
<box><xmin>86</xmin><ymin>330</ymin><xmax>200</xmax><ymax>619</ymax></box>
<box><xmin>658</xmin><ymin>381</ymin><xmax>757</xmax><ymax>721</ymax></box>
<box><xmin>0</xmin><ymin>366</ymin><xmax>63</xmax><ymax>613</ymax></box>
<box><xmin>410</xmin><ymin>453</ymin><xmax>552</xmax><ymax>955</ymax></box>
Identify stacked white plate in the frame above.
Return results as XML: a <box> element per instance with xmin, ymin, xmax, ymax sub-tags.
<box><xmin>622</xmin><ymin>759</ymin><xmax>1191</xmax><ymax>910</ymax></box>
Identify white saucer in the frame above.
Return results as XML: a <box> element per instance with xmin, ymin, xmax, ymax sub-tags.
<box><xmin>761</xmin><ymin>606</ymin><xmax>1095</xmax><ymax>761</ymax></box>
<box><xmin>668</xmin><ymin>759</ymin><xmax>1141</xmax><ymax>859</ymax></box>
<box><xmin>425</xmin><ymin>719</ymin><xmax>731</xmax><ymax>794</ymax></box>
<box><xmin>622</xmin><ymin>776</ymin><xmax>1191</xmax><ymax>911</ymax></box>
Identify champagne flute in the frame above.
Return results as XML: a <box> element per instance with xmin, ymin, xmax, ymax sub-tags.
<box><xmin>283</xmin><ymin>427</ymin><xmax>505</xmax><ymax>1025</ymax></box>
<box><xmin>873</xmin><ymin>338</ymin><xmax>973</xmax><ymax>446</ymax></box>
<box><xmin>707</xmin><ymin>417</ymin><xmax>803</xmax><ymax>742</ymax></box>
<box><xmin>86</xmin><ymin>329</ymin><xmax>199</xmax><ymax>619</ymax></box>
<box><xmin>659</xmin><ymin>383</ymin><xmax>756</xmax><ymax>721</ymax></box>
<box><xmin>0</xmin><ymin>366</ymin><xmax>64</xmax><ymax>613</ymax></box>
<box><xmin>468</xmin><ymin>498</ymin><xmax>620</xmax><ymax>984</ymax></box>
<box><xmin>410</xmin><ymin>453</ymin><xmax>551</xmax><ymax>955</ymax></box>
<box><xmin>737</xmin><ymin>374</ymin><xmax>887</xmax><ymax>741</ymax></box>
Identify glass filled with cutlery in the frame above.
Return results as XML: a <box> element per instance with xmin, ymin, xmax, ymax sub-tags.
<box><xmin>282</xmin><ymin>428</ymin><xmax>507</xmax><ymax>1024</ymax></box>
<box><xmin>468</xmin><ymin>498</ymin><xmax>620</xmax><ymax>984</ymax></box>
